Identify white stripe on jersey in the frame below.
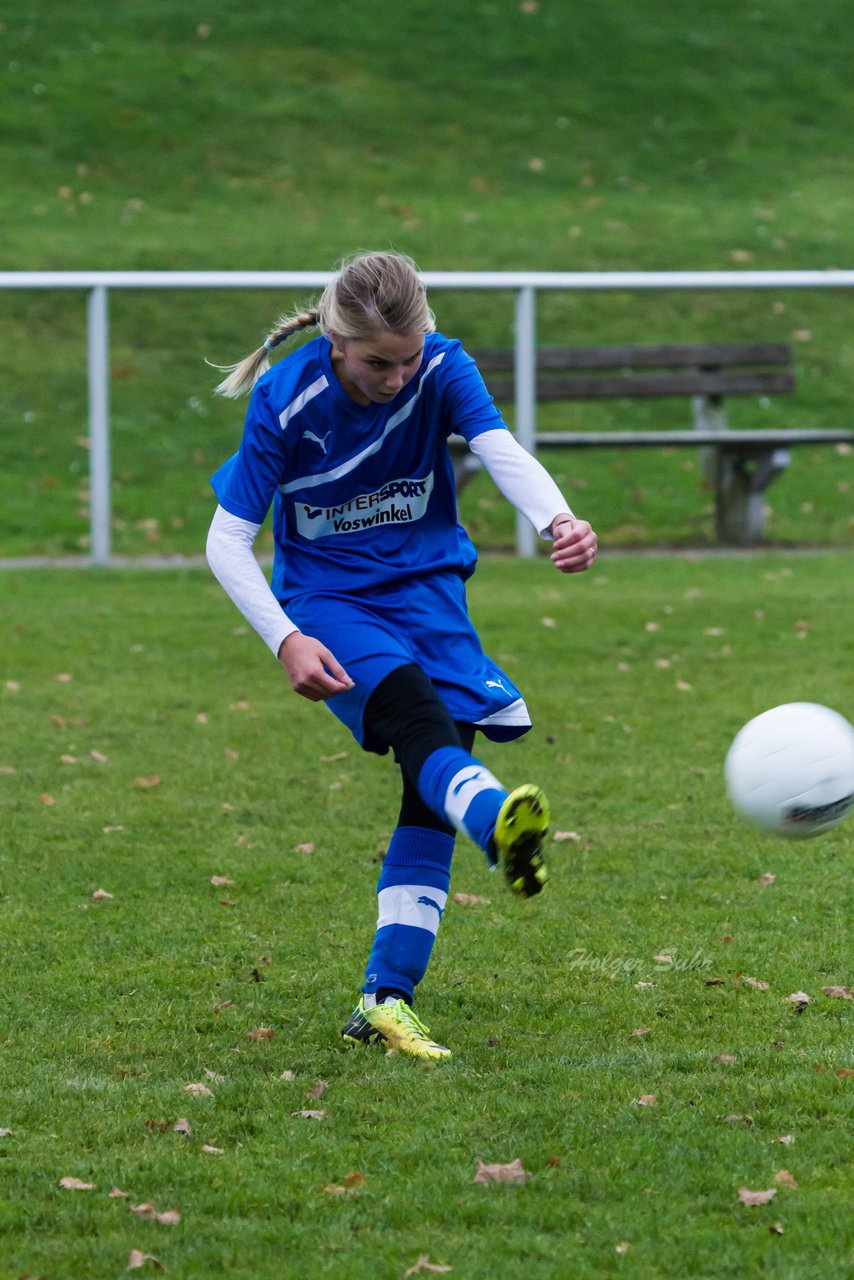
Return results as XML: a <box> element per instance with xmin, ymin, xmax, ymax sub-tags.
<box><xmin>278</xmin><ymin>375</ymin><xmax>330</xmax><ymax>431</ymax></box>
<box><xmin>376</xmin><ymin>883</ymin><xmax>449</xmax><ymax>935</ymax></box>
<box><xmin>279</xmin><ymin>351</ymin><xmax>446</xmax><ymax>495</ymax></box>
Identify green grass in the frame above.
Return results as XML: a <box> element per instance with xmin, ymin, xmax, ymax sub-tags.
<box><xmin>1</xmin><ymin>0</ymin><xmax>853</xmax><ymax>557</ymax></box>
<box><xmin>1</xmin><ymin>555</ymin><xmax>852</xmax><ymax>1278</ymax></box>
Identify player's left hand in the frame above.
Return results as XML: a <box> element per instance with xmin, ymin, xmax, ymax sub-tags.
<box><xmin>549</xmin><ymin>516</ymin><xmax>598</xmax><ymax>573</ymax></box>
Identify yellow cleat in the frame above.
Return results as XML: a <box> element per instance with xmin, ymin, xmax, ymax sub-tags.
<box><xmin>492</xmin><ymin>784</ymin><xmax>550</xmax><ymax>897</ymax></box>
<box><xmin>341</xmin><ymin>997</ymin><xmax>451</xmax><ymax>1060</ymax></box>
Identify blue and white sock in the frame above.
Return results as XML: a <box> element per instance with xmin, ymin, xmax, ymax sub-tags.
<box><xmin>362</xmin><ymin>826</ymin><xmax>455</xmax><ymax>1005</ymax></box>
<box><xmin>416</xmin><ymin>745</ymin><xmax>508</xmax><ymax>858</ymax></box>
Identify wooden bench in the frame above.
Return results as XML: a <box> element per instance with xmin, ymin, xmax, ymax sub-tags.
<box><xmin>450</xmin><ymin>342</ymin><xmax>854</xmax><ymax>545</ymax></box>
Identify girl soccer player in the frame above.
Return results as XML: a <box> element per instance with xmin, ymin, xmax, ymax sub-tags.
<box><xmin>206</xmin><ymin>251</ymin><xmax>597</xmax><ymax>1059</ymax></box>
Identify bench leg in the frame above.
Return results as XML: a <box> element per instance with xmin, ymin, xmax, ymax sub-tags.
<box><xmin>714</xmin><ymin>448</ymin><xmax>791</xmax><ymax>545</ymax></box>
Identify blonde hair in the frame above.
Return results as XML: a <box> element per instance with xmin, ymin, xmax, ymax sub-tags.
<box><xmin>212</xmin><ymin>251</ymin><xmax>436</xmax><ymax>398</ymax></box>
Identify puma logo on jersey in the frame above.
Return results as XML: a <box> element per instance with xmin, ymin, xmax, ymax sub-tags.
<box><xmin>485</xmin><ymin>679</ymin><xmax>508</xmax><ymax>691</ymax></box>
<box><xmin>302</xmin><ymin>429</ymin><xmax>331</xmax><ymax>452</ymax></box>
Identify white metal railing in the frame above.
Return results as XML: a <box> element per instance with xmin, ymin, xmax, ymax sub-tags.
<box><xmin>1</xmin><ymin>269</ymin><xmax>852</xmax><ymax>561</ymax></box>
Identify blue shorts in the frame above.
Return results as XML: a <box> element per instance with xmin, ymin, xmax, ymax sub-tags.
<box><xmin>285</xmin><ymin>573</ymin><xmax>532</xmax><ymax>752</ymax></box>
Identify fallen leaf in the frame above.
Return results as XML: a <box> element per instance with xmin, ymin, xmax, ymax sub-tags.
<box><xmin>305</xmin><ymin>1080</ymin><xmax>328</xmax><ymax>1100</ymax></box>
<box><xmin>404</xmin><ymin>1257</ymin><xmax>453</xmax><ymax>1277</ymax></box>
<box><xmin>722</xmin><ymin>1114</ymin><xmax>753</xmax><ymax>1126</ymax></box>
<box><xmin>705</xmin><ymin>978</ymin><xmax>725</xmax><ymax>986</ymax></box>
<box><xmin>52</xmin><ymin>672</ymin><xmax>73</xmax><ymax>683</ymax></box>
<box><xmin>135</xmin><ymin>775</ymin><xmax>161</xmax><ymax>789</ymax></box>
<box><xmin>202</xmin><ymin>1144</ymin><xmax>224</xmax><ymax>1155</ymax></box>
<box><xmin>769</xmin><ymin>1222</ymin><xmax>785</xmax><ymax>1235</ymax></box>
<box><xmin>110</xmin><ymin>1186</ymin><xmax>130</xmax><ymax>1198</ymax></box>
<box><xmin>676</xmin><ymin>680</ymin><xmax>693</xmax><ymax>692</ymax></box>
<box><xmin>280</xmin><ymin>1070</ymin><xmax>296</xmax><ymax>1081</ymax></box>
<box><xmin>127</xmin><ymin>1250</ymin><xmax>163</xmax><ymax>1270</ymax></box>
<box><xmin>324</xmin><ymin>1170</ymin><xmax>366</xmax><ymax>1195</ymax></box>
<box><xmin>210</xmin><ymin>875</ymin><xmax>235</xmax><ymax>887</ymax></box>
<box><xmin>777</xmin><ymin>1135</ymin><xmax>795</xmax><ymax>1145</ymax></box>
<box><xmin>320</xmin><ymin>751</ymin><xmax>348</xmax><ymax>763</ymax></box>
<box><xmin>218</xmin><ymin>898</ymin><xmax>237</xmax><ymax>907</ymax></box>
<box><xmin>103</xmin><ymin>825</ymin><xmax>125</xmax><ymax>833</ymax></box>
<box><xmin>653</xmin><ymin>954</ymin><xmax>673</xmax><ymax>965</ymax></box>
<box><xmin>716</xmin><ymin>1054</ymin><xmax>738</xmax><ymax>1065</ymax></box>
<box><xmin>213</xmin><ymin>1000</ymin><xmax>234</xmax><ymax>1014</ymax></box>
<box><xmin>540</xmin><ymin>616</ymin><xmax>557</xmax><ymax>628</ymax></box>
<box><xmin>293</xmin><ymin>842</ymin><xmax>316</xmax><ymax>853</ymax></box>
<box><xmin>547</xmin><ymin>1154</ymin><xmax>561</xmax><ymax>1167</ymax></box>
<box><xmin>292</xmin><ymin>1109</ymin><xmax>325</xmax><ymax>1120</ymax></box>
<box><xmin>40</xmin><ymin>794</ymin><xmax>56</xmax><ymax>806</ymax></box>
<box><xmin>553</xmin><ymin>830</ymin><xmax>582</xmax><ymax>842</ymax></box>
<box><xmin>472</xmin><ymin>1158</ymin><xmax>531</xmax><ymax>1185</ymax></box>
<box><xmin>633</xmin><ymin>1094</ymin><xmax>657</xmax><ymax>1106</ymax></box>
<box><xmin>743</xmin><ymin>976</ymin><xmax>770</xmax><ymax>990</ymax></box>
<box><xmin>786</xmin><ymin>991</ymin><xmax>810</xmax><ymax>1006</ymax></box>
<box><xmin>172</xmin><ymin>1118</ymin><xmax>192</xmax><ymax>1135</ymax></box>
<box><xmin>822</xmin><ymin>985</ymin><xmax>853</xmax><ymax>1000</ymax></box>
<box><xmin>775</xmin><ymin>1169</ymin><xmax>798</xmax><ymax>1190</ymax></box>
<box><xmin>738</xmin><ymin>1187</ymin><xmax>777</xmax><ymax>1206</ymax></box>
<box><xmin>634</xmin><ymin>981</ymin><xmax>656</xmax><ymax>990</ymax></box>
<box><xmin>0</xmin><ymin>1128</ymin><xmax>13</xmax><ymax>1137</ymax></box>
<box><xmin>615</xmin><ymin>1242</ymin><xmax>631</xmax><ymax>1254</ymax></box>
<box><xmin>203</xmin><ymin>1068</ymin><xmax>225</xmax><ymax>1083</ymax></box>
<box><xmin>90</xmin><ymin>750</ymin><xmax>108</xmax><ymax>763</ymax></box>
<box><xmin>59</xmin><ymin>1176</ymin><xmax>95</xmax><ymax>1191</ymax></box>
<box><xmin>836</xmin><ymin>1068</ymin><xmax>854</xmax><ymax>1078</ymax></box>
<box><xmin>631</xmin><ymin>1027</ymin><xmax>652</xmax><ymax>1037</ymax></box>
<box><xmin>759</xmin><ymin>873</ymin><xmax>776</xmax><ymax>886</ymax></box>
<box><xmin>92</xmin><ymin>888</ymin><xmax>114</xmax><ymax>901</ymax></box>
<box><xmin>452</xmin><ymin>893</ymin><xmax>491</xmax><ymax>905</ymax></box>
<box><xmin>248</xmin><ymin>1027</ymin><xmax>276</xmax><ymax>1043</ymax></box>
<box><xmin>61</xmin><ymin>754</ymin><xmax>78</xmax><ymax>764</ymax></box>
<box><xmin>130</xmin><ymin>1202</ymin><xmax>159</xmax><ymax>1219</ymax></box>
<box><xmin>184</xmin><ymin>1083</ymin><xmax>213</xmax><ymax>1097</ymax></box>
<box><xmin>156</xmin><ymin>1208</ymin><xmax>181</xmax><ymax>1225</ymax></box>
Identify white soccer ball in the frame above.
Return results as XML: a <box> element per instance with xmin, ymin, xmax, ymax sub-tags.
<box><xmin>725</xmin><ymin>702</ymin><xmax>854</xmax><ymax>839</ymax></box>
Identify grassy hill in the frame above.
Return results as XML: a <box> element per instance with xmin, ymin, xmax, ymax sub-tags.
<box><xmin>0</xmin><ymin>0</ymin><xmax>852</xmax><ymax>554</ymax></box>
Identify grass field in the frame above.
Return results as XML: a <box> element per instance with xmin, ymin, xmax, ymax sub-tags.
<box><xmin>1</xmin><ymin>0</ymin><xmax>853</xmax><ymax>558</ymax></box>
<box><xmin>1</xmin><ymin>553</ymin><xmax>852</xmax><ymax>1279</ymax></box>
<box><xmin>1</xmin><ymin>3</ymin><xmax>852</xmax><ymax>1275</ymax></box>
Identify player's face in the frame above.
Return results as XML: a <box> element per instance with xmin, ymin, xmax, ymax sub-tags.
<box><xmin>332</xmin><ymin>331</ymin><xmax>424</xmax><ymax>405</ymax></box>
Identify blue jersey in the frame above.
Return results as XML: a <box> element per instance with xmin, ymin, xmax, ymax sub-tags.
<box><xmin>211</xmin><ymin>332</ymin><xmax>506</xmax><ymax>605</ymax></box>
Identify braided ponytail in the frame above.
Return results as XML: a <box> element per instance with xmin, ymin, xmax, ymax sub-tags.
<box><xmin>211</xmin><ymin>309</ymin><xmax>320</xmax><ymax>399</ymax></box>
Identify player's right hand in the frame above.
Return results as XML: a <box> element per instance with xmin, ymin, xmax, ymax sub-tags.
<box><xmin>277</xmin><ymin>632</ymin><xmax>355</xmax><ymax>702</ymax></box>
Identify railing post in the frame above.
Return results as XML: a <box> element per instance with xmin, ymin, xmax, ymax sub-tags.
<box><xmin>87</xmin><ymin>285</ymin><xmax>111</xmax><ymax>565</ymax></box>
<box><xmin>514</xmin><ymin>285</ymin><xmax>537</xmax><ymax>557</ymax></box>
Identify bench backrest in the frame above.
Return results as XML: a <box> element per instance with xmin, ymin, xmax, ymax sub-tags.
<box><xmin>471</xmin><ymin>342</ymin><xmax>795</xmax><ymax>402</ymax></box>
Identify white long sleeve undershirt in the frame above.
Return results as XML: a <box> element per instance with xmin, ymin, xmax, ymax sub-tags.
<box><xmin>468</xmin><ymin>428</ymin><xmax>574</xmax><ymax>536</ymax></box>
<box><xmin>205</xmin><ymin>428</ymin><xmax>576</xmax><ymax>658</ymax></box>
<box><xmin>206</xmin><ymin>506</ymin><xmax>298</xmax><ymax>658</ymax></box>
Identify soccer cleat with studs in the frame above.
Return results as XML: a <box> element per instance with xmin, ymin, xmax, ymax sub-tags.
<box><xmin>341</xmin><ymin>997</ymin><xmax>451</xmax><ymax>1060</ymax></box>
<box><xmin>492</xmin><ymin>783</ymin><xmax>550</xmax><ymax>897</ymax></box>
